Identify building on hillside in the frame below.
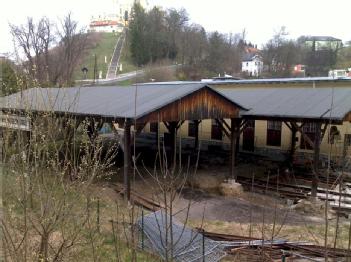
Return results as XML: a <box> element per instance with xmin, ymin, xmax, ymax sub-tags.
<box><xmin>0</xmin><ymin>53</ymin><xmax>7</xmax><ymax>60</ymax></box>
<box><xmin>241</xmin><ymin>53</ymin><xmax>263</xmax><ymax>77</ymax></box>
<box><xmin>292</xmin><ymin>64</ymin><xmax>306</xmax><ymax>77</ymax></box>
<box><xmin>89</xmin><ymin>0</ymin><xmax>149</xmax><ymax>33</ymax></box>
<box><xmin>301</xmin><ymin>36</ymin><xmax>343</xmax><ymax>51</ymax></box>
<box><xmin>328</xmin><ymin>69</ymin><xmax>350</xmax><ymax>79</ymax></box>
<box><xmin>116</xmin><ymin>0</ymin><xmax>149</xmax><ymax>23</ymax></box>
<box><xmin>89</xmin><ymin>15</ymin><xmax>124</xmax><ymax>33</ymax></box>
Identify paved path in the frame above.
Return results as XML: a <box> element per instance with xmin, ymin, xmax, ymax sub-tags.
<box><xmin>106</xmin><ymin>30</ymin><xmax>126</xmax><ymax>79</ymax></box>
<box><xmin>78</xmin><ymin>64</ymin><xmax>180</xmax><ymax>86</ymax></box>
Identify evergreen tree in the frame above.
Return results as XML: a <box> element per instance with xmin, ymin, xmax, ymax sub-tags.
<box><xmin>129</xmin><ymin>3</ymin><xmax>150</xmax><ymax>66</ymax></box>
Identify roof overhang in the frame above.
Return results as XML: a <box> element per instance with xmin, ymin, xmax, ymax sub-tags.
<box><xmin>1</xmin><ymin>84</ymin><xmax>246</xmax><ymax>125</ymax></box>
<box><xmin>137</xmin><ymin>86</ymin><xmax>245</xmax><ymax>123</ymax></box>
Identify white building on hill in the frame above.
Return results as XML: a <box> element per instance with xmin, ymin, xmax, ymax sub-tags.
<box><xmin>89</xmin><ymin>0</ymin><xmax>149</xmax><ymax>33</ymax></box>
<box><xmin>242</xmin><ymin>53</ymin><xmax>263</xmax><ymax>77</ymax></box>
<box><xmin>116</xmin><ymin>0</ymin><xmax>149</xmax><ymax>21</ymax></box>
<box><xmin>89</xmin><ymin>14</ymin><xmax>124</xmax><ymax>33</ymax></box>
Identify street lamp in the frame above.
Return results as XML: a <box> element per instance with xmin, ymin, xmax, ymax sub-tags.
<box><xmin>81</xmin><ymin>67</ymin><xmax>88</xmax><ymax>80</ymax></box>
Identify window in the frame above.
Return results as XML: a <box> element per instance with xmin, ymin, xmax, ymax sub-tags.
<box><xmin>188</xmin><ymin>121</ymin><xmax>197</xmax><ymax>137</ymax></box>
<box><xmin>150</xmin><ymin>122</ymin><xmax>158</xmax><ymax>133</ymax></box>
<box><xmin>266</xmin><ymin>121</ymin><xmax>282</xmax><ymax>147</ymax></box>
<box><xmin>211</xmin><ymin>120</ymin><xmax>222</xmax><ymax>140</ymax></box>
<box><xmin>300</xmin><ymin>123</ymin><xmax>317</xmax><ymax>150</ymax></box>
<box><xmin>345</xmin><ymin>134</ymin><xmax>351</xmax><ymax>146</ymax></box>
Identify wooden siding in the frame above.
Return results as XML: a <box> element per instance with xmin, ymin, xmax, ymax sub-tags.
<box><xmin>345</xmin><ymin>111</ymin><xmax>351</xmax><ymax>122</ymax></box>
<box><xmin>138</xmin><ymin>87</ymin><xmax>240</xmax><ymax>123</ymax></box>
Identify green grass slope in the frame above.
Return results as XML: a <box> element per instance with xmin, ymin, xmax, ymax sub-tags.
<box><xmin>74</xmin><ymin>32</ymin><xmax>119</xmax><ymax>80</ymax></box>
<box><xmin>74</xmin><ymin>32</ymin><xmax>136</xmax><ymax>82</ymax></box>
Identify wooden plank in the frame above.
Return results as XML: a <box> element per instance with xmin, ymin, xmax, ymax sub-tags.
<box><xmin>138</xmin><ymin>87</ymin><xmax>240</xmax><ymax>123</ymax></box>
<box><xmin>124</xmin><ymin>120</ymin><xmax>131</xmax><ymax>201</ymax></box>
<box><xmin>344</xmin><ymin>111</ymin><xmax>351</xmax><ymax>122</ymax></box>
<box><xmin>290</xmin><ymin>121</ymin><xmax>315</xmax><ymax>149</ymax></box>
<box><xmin>215</xmin><ymin>119</ymin><xmax>230</xmax><ymax>138</ymax></box>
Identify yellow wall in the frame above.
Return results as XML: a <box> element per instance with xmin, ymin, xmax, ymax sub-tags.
<box><xmin>145</xmin><ymin>120</ymin><xmax>351</xmax><ymax>157</ymax></box>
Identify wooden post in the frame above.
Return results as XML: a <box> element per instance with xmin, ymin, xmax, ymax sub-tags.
<box><xmin>155</xmin><ymin>122</ymin><xmax>159</xmax><ymax>146</ymax></box>
<box><xmin>169</xmin><ymin>121</ymin><xmax>178</xmax><ymax>169</ymax></box>
<box><xmin>342</xmin><ymin>135</ymin><xmax>348</xmax><ymax>170</ymax></box>
<box><xmin>194</xmin><ymin>120</ymin><xmax>200</xmax><ymax>152</ymax></box>
<box><xmin>289</xmin><ymin>125</ymin><xmax>297</xmax><ymax>165</ymax></box>
<box><xmin>312</xmin><ymin>122</ymin><xmax>322</xmax><ymax>198</ymax></box>
<box><xmin>164</xmin><ymin>121</ymin><xmax>179</xmax><ymax>169</ymax></box>
<box><xmin>230</xmin><ymin>118</ymin><xmax>241</xmax><ymax>180</ymax></box>
<box><xmin>124</xmin><ymin>120</ymin><xmax>131</xmax><ymax>201</ymax></box>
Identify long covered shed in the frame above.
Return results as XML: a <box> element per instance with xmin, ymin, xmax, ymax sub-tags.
<box><xmin>1</xmin><ymin>82</ymin><xmax>351</xmax><ymax>198</ymax></box>
<box><xmin>1</xmin><ymin>83</ymin><xmax>245</xmax><ymax>200</ymax></box>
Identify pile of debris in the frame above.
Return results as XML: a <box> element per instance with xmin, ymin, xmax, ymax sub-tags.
<box><xmin>202</xmin><ymin>230</ymin><xmax>351</xmax><ymax>261</ymax></box>
<box><xmin>136</xmin><ymin>211</ymin><xmax>351</xmax><ymax>261</ymax></box>
<box><xmin>113</xmin><ymin>183</ymin><xmax>164</xmax><ymax>211</ymax></box>
<box><xmin>236</xmin><ymin>170</ymin><xmax>351</xmax><ymax>217</ymax></box>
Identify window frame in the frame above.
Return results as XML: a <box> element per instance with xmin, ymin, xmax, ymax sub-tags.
<box><xmin>266</xmin><ymin>121</ymin><xmax>282</xmax><ymax>147</ymax></box>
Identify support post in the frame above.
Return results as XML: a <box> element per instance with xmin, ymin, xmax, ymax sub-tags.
<box><xmin>342</xmin><ymin>135</ymin><xmax>348</xmax><ymax>169</ymax></box>
<box><xmin>230</xmin><ymin>118</ymin><xmax>241</xmax><ymax>180</ymax></box>
<box><xmin>289</xmin><ymin>124</ymin><xmax>297</xmax><ymax>165</ymax></box>
<box><xmin>124</xmin><ymin>120</ymin><xmax>131</xmax><ymax>201</ymax></box>
<box><xmin>312</xmin><ymin>122</ymin><xmax>322</xmax><ymax>198</ymax></box>
<box><xmin>165</xmin><ymin>121</ymin><xmax>179</xmax><ymax>169</ymax></box>
<box><xmin>170</xmin><ymin>122</ymin><xmax>177</xmax><ymax>169</ymax></box>
<box><xmin>141</xmin><ymin>208</ymin><xmax>144</xmax><ymax>250</ymax></box>
<box><xmin>194</xmin><ymin>120</ymin><xmax>200</xmax><ymax>152</ymax></box>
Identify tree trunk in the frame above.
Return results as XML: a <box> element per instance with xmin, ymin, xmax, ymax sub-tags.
<box><xmin>39</xmin><ymin>232</ymin><xmax>49</xmax><ymax>261</ymax></box>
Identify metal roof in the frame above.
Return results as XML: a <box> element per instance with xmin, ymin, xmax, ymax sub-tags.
<box><xmin>303</xmin><ymin>36</ymin><xmax>342</xmax><ymax>42</ymax></box>
<box><xmin>216</xmin><ymin>87</ymin><xmax>351</xmax><ymax>121</ymax></box>
<box><xmin>205</xmin><ymin>77</ymin><xmax>351</xmax><ymax>85</ymax></box>
<box><xmin>1</xmin><ymin>83</ymin><xmax>240</xmax><ymax>120</ymax></box>
<box><xmin>2</xmin><ymin>83</ymin><xmax>351</xmax><ymax>122</ymax></box>
<box><xmin>142</xmin><ymin>77</ymin><xmax>351</xmax><ymax>85</ymax></box>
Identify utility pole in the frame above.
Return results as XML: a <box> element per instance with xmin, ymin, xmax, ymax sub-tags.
<box><xmin>93</xmin><ymin>54</ymin><xmax>97</xmax><ymax>84</ymax></box>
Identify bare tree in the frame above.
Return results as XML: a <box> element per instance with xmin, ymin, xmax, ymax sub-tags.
<box><xmin>53</xmin><ymin>13</ymin><xmax>88</xmax><ymax>86</ymax></box>
<box><xmin>10</xmin><ymin>17</ymin><xmax>53</xmax><ymax>85</ymax></box>
<box><xmin>1</xmin><ymin>92</ymin><xmax>118</xmax><ymax>261</ymax></box>
<box><xmin>10</xmin><ymin>14</ymin><xmax>88</xmax><ymax>87</ymax></box>
<box><xmin>262</xmin><ymin>26</ymin><xmax>302</xmax><ymax>77</ymax></box>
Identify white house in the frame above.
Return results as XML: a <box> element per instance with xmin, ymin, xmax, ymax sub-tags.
<box><xmin>241</xmin><ymin>54</ymin><xmax>263</xmax><ymax>77</ymax></box>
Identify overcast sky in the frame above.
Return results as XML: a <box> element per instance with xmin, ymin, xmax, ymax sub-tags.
<box><xmin>1</xmin><ymin>0</ymin><xmax>350</xmax><ymax>54</ymax></box>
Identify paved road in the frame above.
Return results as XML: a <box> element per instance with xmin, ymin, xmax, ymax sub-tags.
<box><xmin>77</xmin><ymin>64</ymin><xmax>180</xmax><ymax>86</ymax></box>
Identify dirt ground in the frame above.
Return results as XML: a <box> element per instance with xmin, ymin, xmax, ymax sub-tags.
<box><xmin>173</xmin><ymin>189</ymin><xmax>323</xmax><ymax>225</ymax></box>
<box><xmin>71</xmin><ymin>157</ymin><xmax>351</xmax><ymax>262</ymax></box>
<box><xmin>98</xmin><ymin>163</ymin><xmax>351</xmax><ymax>249</ymax></box>
<box><xmin>126</xmin><ymin>165</ymin><xmax>324</xmax><ymax>226</ymax></box>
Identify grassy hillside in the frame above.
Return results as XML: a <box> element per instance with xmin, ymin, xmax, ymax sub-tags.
<box><xmin>74</xmin><ymin>32</ymin><xmax>119</xmax><ymax>80</ymax></box>
<box><xmin>74</xmin><ymin>32</ymin><xmax>136</xmax><ymax>81</ymax></box>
